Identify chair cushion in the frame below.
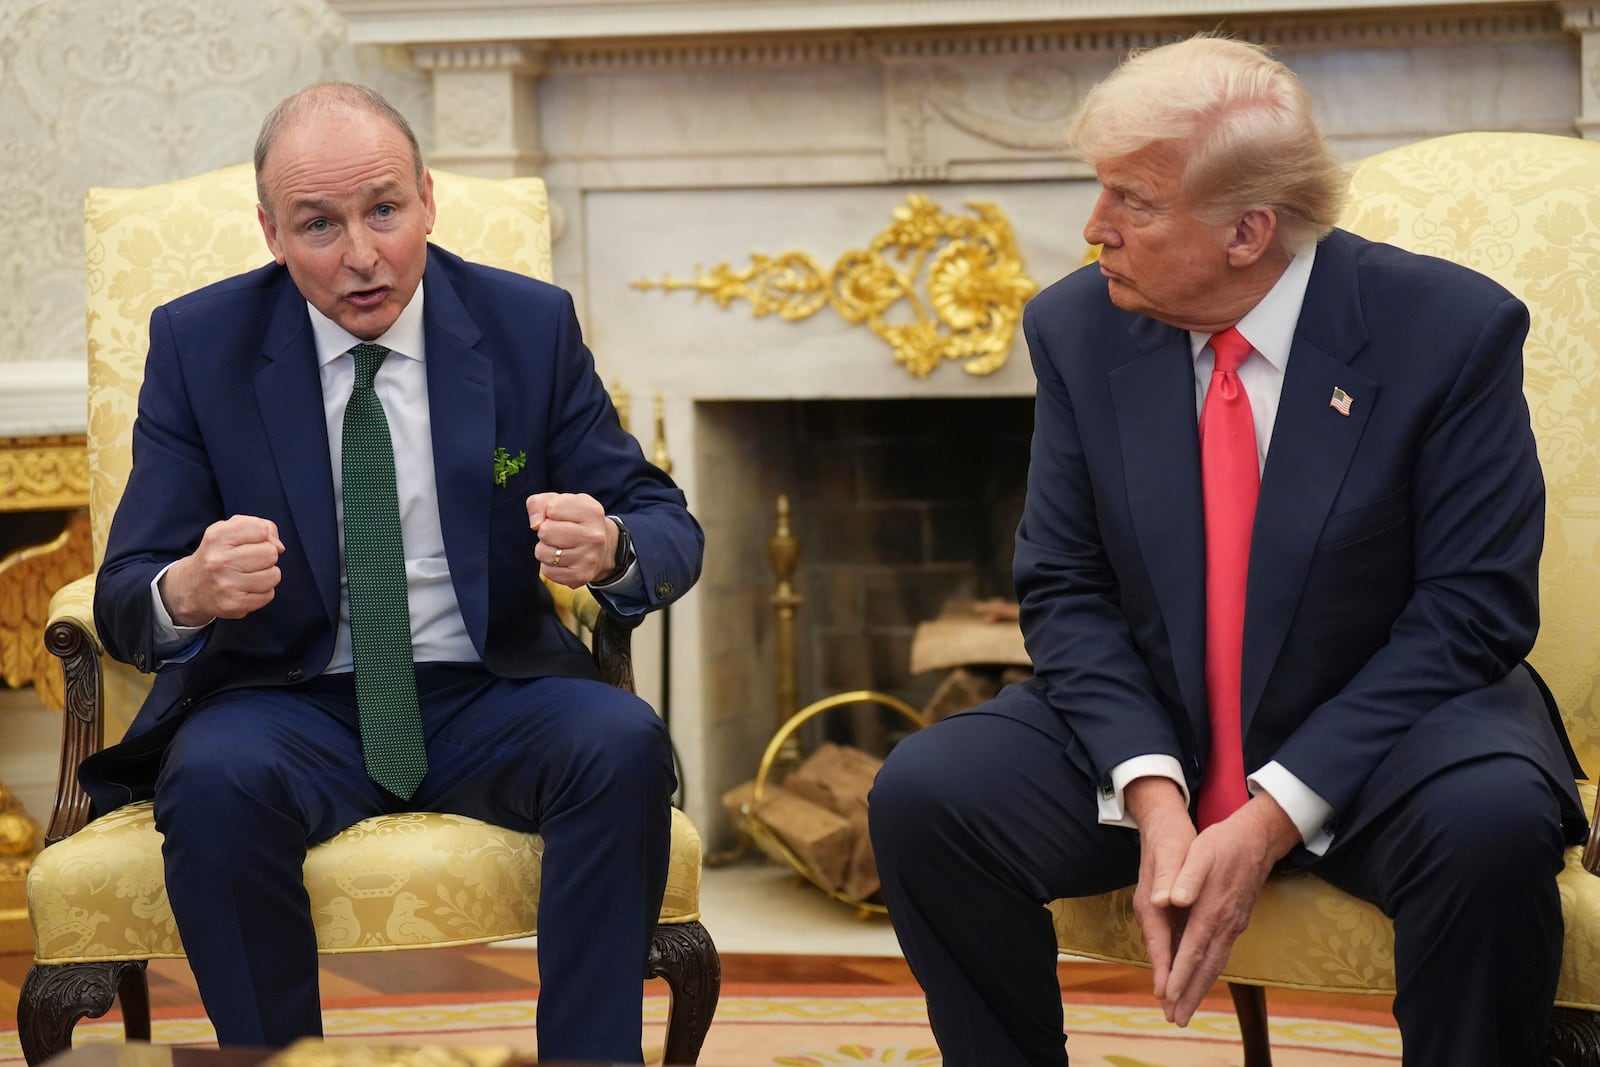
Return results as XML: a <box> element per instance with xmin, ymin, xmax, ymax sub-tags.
<box><xmin>27</xmin><ymin>803</ymin><xmax>701</xmax><ymax>963</ymax></box>
<box><xmin>1052</xmin><ymin>780</ymin><xmax>1600</xmax><ymax>1010</ymax></box>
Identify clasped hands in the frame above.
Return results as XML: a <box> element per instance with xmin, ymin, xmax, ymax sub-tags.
<box><xmin>1124</xmin><ymin>777</ymin><xmax>1302</xmax><ymax>1028</ymax></box>
<box><xmin>158</xmin><ymin>492</ymin><xmax>617</xmax><ymax>626</ymax></box>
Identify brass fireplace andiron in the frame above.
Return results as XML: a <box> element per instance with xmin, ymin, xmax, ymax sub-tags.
<box><xmin>719</xmin><ymin>495</ymin><xmax>926</xmax><ymax>916</ymax></box>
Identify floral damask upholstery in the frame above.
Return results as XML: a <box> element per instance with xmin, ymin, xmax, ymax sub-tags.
<box><xmin>29</xmin><ymin>801</ymin><xmax>703</xmax><ymax>961</ymax></box>
<box><xmin>1052</xmin><ymin>132</ymin><xmax>1600</xmax><ymax>1049</ymax></box>
<box><xmin>19</xmin><ymin>162</ymin><xmax>718</xmax><ymax>1067</ymax></box>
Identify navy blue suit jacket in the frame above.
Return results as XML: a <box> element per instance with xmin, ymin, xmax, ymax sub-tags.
<box><xmin>1016</xmin><ymin>228</ymin><xmax>1585</xmax><ymax>847</ymax></box>
<box><xmin>84</xmin><ymin>245</ymin><xmax>703</xmax><ymax>815</ymax></box>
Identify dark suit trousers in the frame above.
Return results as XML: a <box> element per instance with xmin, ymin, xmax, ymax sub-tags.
<box><xmin>868</xmin><ymin>683</ymin><xmax>1567</xmax><ymax>1067</ymax></box>
<box><xmin>151</xmin><ymin>665</ymin><xmax>676</xmax><ymax>1063</ymax></box>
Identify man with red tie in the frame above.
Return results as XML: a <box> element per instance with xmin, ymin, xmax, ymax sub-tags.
<box><xmin>869</xmin><ymin>35</ymin><xmax>1585</xmax><ymax>1066</ymax></box>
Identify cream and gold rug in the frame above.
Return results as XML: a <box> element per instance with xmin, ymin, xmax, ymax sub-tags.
<box><xmin>2</xmin><ymin>988</ymin><xmax>1400</xmax><ymax>1065</ymax></box>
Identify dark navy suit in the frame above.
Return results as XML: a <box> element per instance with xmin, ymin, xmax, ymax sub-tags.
<box><xmin>86</xmin><ymin>245</ymin><xmax>703</xmax><ymax>1060</ymax></box>
<box><xmin>870</xmin><ymin>229</ymin><xmax>1586</xmax><ymax>1066</ymax></box>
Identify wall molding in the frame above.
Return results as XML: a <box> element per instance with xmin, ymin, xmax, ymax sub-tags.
<box><xmin>538</xmin><ymin>8</ymin><xmax>1566</xmax><ymax>74</ymax></box>
<box><xmin>330</xmin><ymin>0</ymin><xmax>1558</xmax><ymax>45</ymax></box>
<box><xmin>0</xmin><ymin>364</ymin><xmax>87</xmax><ymax>438</ymax></box>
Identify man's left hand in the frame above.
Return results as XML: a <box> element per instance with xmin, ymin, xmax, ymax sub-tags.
<box><xmin>527</xmin><ymin>492</ymin><xmax>619</xmax><ymax>588</ymax></box>
<box><xmin>1160</xmin><ymin>793</ymin><xmax>1301</xmax><ymax>1026</ymax></box>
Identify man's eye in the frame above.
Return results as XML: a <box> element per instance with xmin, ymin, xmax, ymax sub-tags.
<box><xmin>307</xmin><ymin>219</ymin><xmax>329</xmax><ymax>233</ymax></box>
<box><xmin>374</xmin><ymin>204</ymin><xmax>396</xmax><ymax>219</ymax></box>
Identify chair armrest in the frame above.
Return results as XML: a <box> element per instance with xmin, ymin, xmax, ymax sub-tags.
<box><xmin>43</xmin><ymin>573</ymin><xmax>106</xmax><ymax>844</ymax></box>
<box><xmin>1583</xmin><ymin>781</ymin><xmax>1600</xmax><ymax>876</ymax></box>
<box><xmin>573</xmin><ymin>585</ymin><xmax>642</xmax><ymax>694</ymax></box>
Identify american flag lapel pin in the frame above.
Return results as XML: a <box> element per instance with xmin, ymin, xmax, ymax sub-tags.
<box><xmin>1329</xmin><ymin>386</ymin><xmax>1354</xmax><ymax>416</ymax></box>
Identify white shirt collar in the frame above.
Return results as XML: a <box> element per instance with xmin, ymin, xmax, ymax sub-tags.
<box><xmin>307</xmin><ymin>280</ymin><xmax>427</xmax><ymax>367</ymax></box>
<box><xmin>1188</xmin><ymin>242</ymin><xmax>1317</xmax><ymax>370</ymax></box>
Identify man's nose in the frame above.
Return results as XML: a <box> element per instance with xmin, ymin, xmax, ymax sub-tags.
<box><xmin>343</xmin><ymin>228</ymin><xmax>379</xmax><ymax>272</ymax></box>
<box><xmin>1083</xmin><ymin>194</ymin><xmax>1117</xmax><ymax>247</ymax></box>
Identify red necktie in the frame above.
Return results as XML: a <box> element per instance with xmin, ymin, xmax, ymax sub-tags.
<box><xmin>1197</xmin><ymin>326</ymin><xmax>1258</xmax><ymax>828</ymax></box>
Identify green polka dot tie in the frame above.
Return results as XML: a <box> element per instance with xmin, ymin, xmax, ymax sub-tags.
<box><xmin>342</xmin><ymin>342</ymin><xmax>427</xmax><ymax>799</ymax></box>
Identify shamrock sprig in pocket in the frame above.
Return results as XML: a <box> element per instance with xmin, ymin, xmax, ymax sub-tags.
<box><xmin>493</xmin><ymin>446</ymin><xmax>528</xmax><ymax>487</ymax></box>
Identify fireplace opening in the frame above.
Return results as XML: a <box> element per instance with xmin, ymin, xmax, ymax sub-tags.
<box><xmin>693</xmin><ymin>395</ymin><xmax>1034</xmax><ymax>828</ymax></box>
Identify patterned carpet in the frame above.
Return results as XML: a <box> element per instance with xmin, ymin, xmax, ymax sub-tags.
<box><xmin>0</xmin><ymin>947</ymin><xmax>1402</xmax><ymax>1066</ymax></box>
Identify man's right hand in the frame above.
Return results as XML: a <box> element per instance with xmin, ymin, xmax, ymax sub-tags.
<box><xmin>1125</xmin><ymin>776</ymin><xmax>1197</xmax><ymax>1014</ymax></box>
<box><xmin>158</xmin><ymin>516</ymin><xmax>285</xmax><ymax>625</ymax></box>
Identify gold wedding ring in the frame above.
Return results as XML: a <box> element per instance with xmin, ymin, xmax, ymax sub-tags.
<box><xmin>553</xmin><ymin>547</ymin><xmax>563</xmax><ymax>566</ymax></box>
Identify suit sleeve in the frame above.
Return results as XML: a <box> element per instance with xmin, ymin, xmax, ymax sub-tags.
<box><xmin>543</xmin><ymin>291</ymin><xmax>704</xmax><ymax>615</ymax></box>
<box><xmin>1014</xmin><ymin>303</ymin><xmax>1188</xmax><ymax>785</ymax></box>
<box><xmin>1271</xmin><ymin>295</ymin><xmax>1543</xmax><ymax>815</ymax></box>
<box><xmin>93</xmin><ymin>304</ymin><xmax>224</xmax><ymax>672</ymax></box>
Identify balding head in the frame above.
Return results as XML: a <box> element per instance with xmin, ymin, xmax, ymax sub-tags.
<box><xmin>254</xmin><ymin>83</ymin><xmax>424</xmax><ymax>220</ymax></box>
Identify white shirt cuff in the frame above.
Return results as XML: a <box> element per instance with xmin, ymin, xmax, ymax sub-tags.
<box><xmin>1248</xmin><ymin>760</ymin><xmax>1335</xmax><ymax>855</ymax></box>
<box><xmin>151</xmin><ymin>563</ymin><xmax>211</xmax><ymax>663</ymax></box>
<box><xmin>1098</xmin><ymin>755</ymin><xmax>1190</xmax><ymax>828</ymax></box>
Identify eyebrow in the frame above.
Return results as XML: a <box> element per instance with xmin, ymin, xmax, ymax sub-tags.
<box><xmin>1106</xmin><ymin>177</ymin><xmax>1153</xmax><ymax>199</ymax></box>
<box><xmin>286</xmin><ymin>180</ymin><xmax>408</xmax><ymax>219</ymax></box>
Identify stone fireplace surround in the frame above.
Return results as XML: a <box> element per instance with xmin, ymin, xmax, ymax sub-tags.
<box><xmin>315</xmin><ymin>0</ymin><xmax>1600</xmax><ymax>842</ymax></box>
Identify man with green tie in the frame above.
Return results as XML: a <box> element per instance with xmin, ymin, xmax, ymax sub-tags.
<box><xmin>84</xmin><ymin>82</ymin><xmax>703</xmax><ymax>1063</ymax></box>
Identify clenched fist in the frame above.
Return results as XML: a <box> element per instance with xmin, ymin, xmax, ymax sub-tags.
<box><xmin>158</xmin><ymin>516</ymin><xmax>285</xmax><ymax>626</ymax></box>
<box><xmin>527</xmin><ymin>491</ymin><xmax>619</xmax><ymax>588</ymax></box>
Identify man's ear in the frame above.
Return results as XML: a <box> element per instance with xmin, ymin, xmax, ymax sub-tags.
<box><xmin>1226</xmin><ymin>207</ymin><xmax>1279</xmax><ymax>268</ymax></box>
<box><xmin>257</xmin><ymin>204</ymin><xmax>288</xmax><ymax>266</ymax></box>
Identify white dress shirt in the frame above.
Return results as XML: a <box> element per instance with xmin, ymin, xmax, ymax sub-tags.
<box><xmin>1095</xmin><ymin>245</ymin><xmax>1337</xmax><ymax>854</ymax></box>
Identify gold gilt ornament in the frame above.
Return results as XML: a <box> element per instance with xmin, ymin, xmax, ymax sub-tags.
<box><xmin>632</xmin><ymin>194</ymin><xmax>1038</xmax><ymax>378</ymax></box>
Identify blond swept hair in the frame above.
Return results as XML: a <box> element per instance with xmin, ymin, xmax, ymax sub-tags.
<box><xmin>1070</xmin><ymin>35</ymin><xmax>1347</xmax><ymax>251</ymax></box>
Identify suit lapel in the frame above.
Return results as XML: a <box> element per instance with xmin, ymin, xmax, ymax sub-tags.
<box><xmin>420</xmin><ymin>256</ymin><xmax>495</xmax><ymax>648</ymax></box>
<box><xmin>255</xmin><ymin>277</ymin><xmax>341</xmax><ymax>629</ymax></box>
<box><xmin>1110</xmin><ymin>315</ymin><xmax>1209</xmax><ymax>728</ymax></box>
<box><xmin>1241</xmin><ymin>231</ymin><xmax>1378</xmax><ymax>730</ymax></box>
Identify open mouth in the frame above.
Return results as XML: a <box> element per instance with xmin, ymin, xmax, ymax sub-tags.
<box><xmin>345</xmin><ymin>287</ymin><xmax>389</xmax><ymax>309</ymax></box>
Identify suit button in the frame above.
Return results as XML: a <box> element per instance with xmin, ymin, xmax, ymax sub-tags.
<box><xmin>180</xmin><ymin>698</ymin><xmax>193</xmax><ymax>709</ymax></box>
<box><xmin>286</xmin><ymin>668</ymin><xmax>303</xmax><ymax>683</ymax></box>
<box><xmin>655</xmin><ymin>580</ymin><xmax>673</xmax><ymax>599</ymax></box>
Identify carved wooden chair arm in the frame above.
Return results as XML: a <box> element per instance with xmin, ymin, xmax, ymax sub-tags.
<box><xmin>42</xmin><ymin>574</ymin><xmax>105</xmax><ymax>846</ymax></box>
<box><xmin>571</xmin><ymin>585</ymin><xmax>640</xmax><ymax>694</ymax></box>
<box><xmin>1583</xmin><ymin>785</ymin><xmax>1600</xmax><ymax>876</ymax></box>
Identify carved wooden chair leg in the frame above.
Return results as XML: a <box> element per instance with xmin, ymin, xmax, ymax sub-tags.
<box><xmin>1548</xmin><ymin>1006</ymin><xmax>1600</xmax><ymax>1065</ymax></box>
<box><xmin>117</xmin><ymin>961</ymin><xmax>153</xmax><ymax>1042</ymax></box>
<box><xmin>1228</xmin><ymin>981</ymin><xmax>1273</xmax><ymax>1067</ymax></box>
<box><xmin>17</xmin><ymin>960</ymin><xmax>150</xmax><ymax>1066</ymax></box>
<box><xmin>648</xmin><ymin>920</ymin><xmax>722</xmax><ymax>1065</ymax></box>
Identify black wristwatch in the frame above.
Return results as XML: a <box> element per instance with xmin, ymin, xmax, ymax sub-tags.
<box><xmin>596</xmin><ymin>516</ymin><xmax>634</xmax><ymax>585</ymax></box>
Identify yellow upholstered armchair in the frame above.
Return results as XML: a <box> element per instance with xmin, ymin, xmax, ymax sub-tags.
<box><xmin>1052</xmin><ymin>131</ymin><xmax>1600</xmax><ymax>1064</ymax></box>
<box><xmin>17</xmin><ymin>164</ymin><xmax>720</xmax><ymax>1065</ymax></box>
